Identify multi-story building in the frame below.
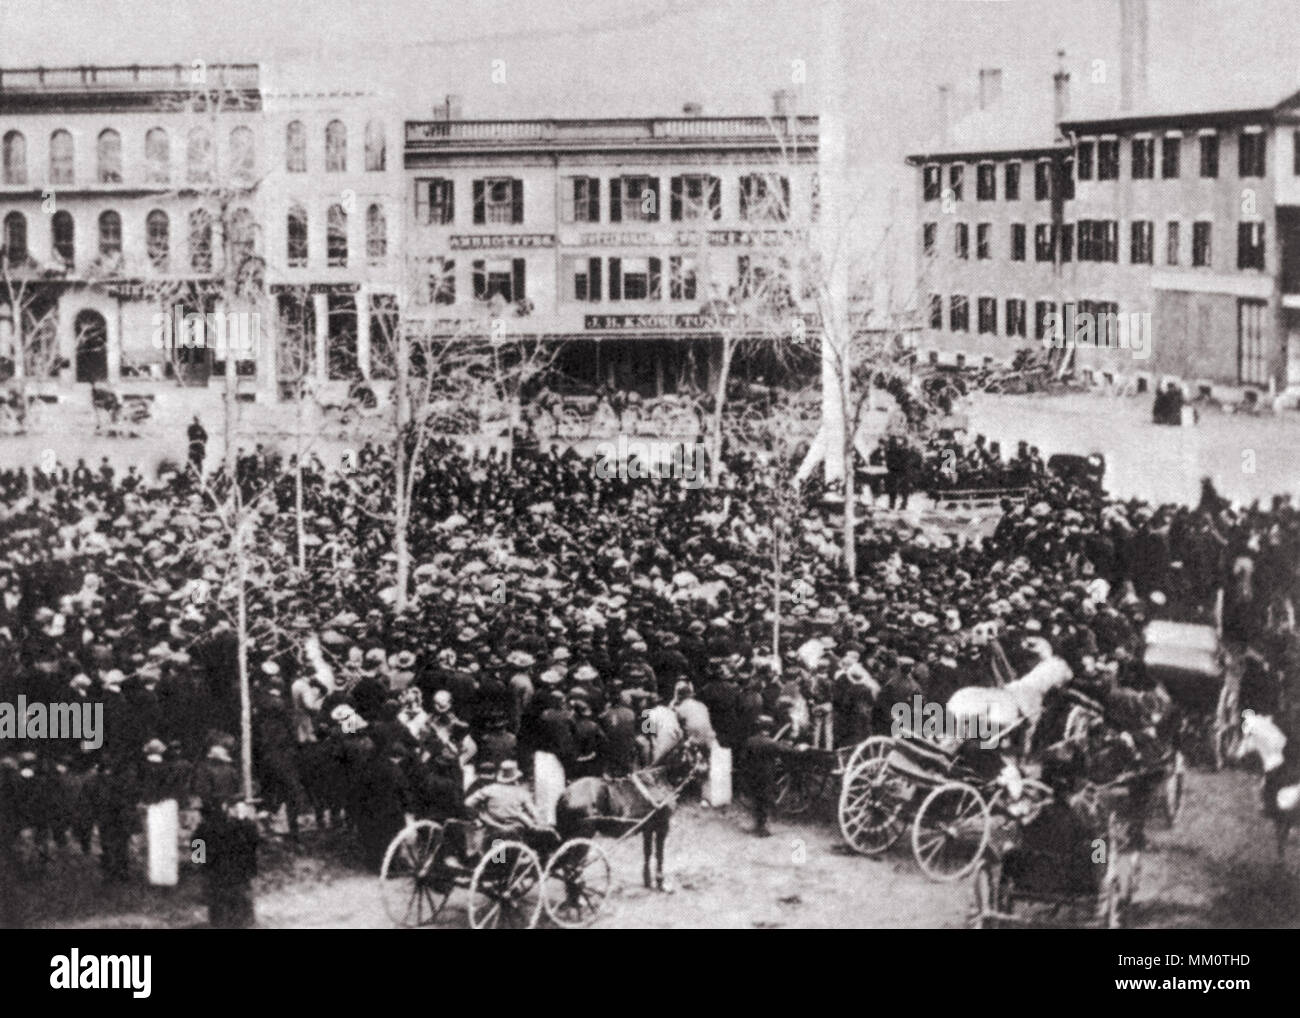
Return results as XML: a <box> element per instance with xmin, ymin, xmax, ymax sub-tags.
<box><xmin>0</xmin><ymin>63</ymin><xmax>401</xmax><ymax>399</ymax></box>
<box><xmin>0</xmin><ymin>63</ymin><xmax>263</xmax><ymax>388</ymax></box>
<box><xmin>401</xmin><ymin>99</ymin><xmax>819</xmax><ymax>395</ymax></box>
<box><xmin>909</xmin><ymin>73</ymin><xmax>1300</xmax><ymax>395</ymax></box>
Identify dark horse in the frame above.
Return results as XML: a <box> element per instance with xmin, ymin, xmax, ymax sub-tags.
<box><xmin>555</xmin><ymin>742</ymin><xmax>707</xmax><ymax>891</ymax></box>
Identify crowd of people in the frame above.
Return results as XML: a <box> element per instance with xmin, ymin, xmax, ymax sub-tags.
<box><xmin>2</xmin><ymin>414</ymin><xmax>1299</xmax><ymax>918</ymax></box>
<box><xmin>867</xmin><ymin>432</ymin><xmax>1053</xmax><ymax>506</ymax></box>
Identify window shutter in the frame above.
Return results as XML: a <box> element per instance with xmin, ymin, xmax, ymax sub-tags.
<box><xmin>415</xmin><ymin>180</ymin><xmax>429</xmax><ymax>224</ymax></box>
<box><xmin>512</xmin><ymin>257</ymin><xmax>526</xmax><ymax>300</ymax></box>
<box><xmin>511</xmin><ymin>179</ymin><xmax>524</xmax><ymax>223</ymax></box>
<box><xmin>472</xmin><ymin>180</ymin><xmax>485</xmax><ymax>225</ymax></box>
<box><xmin>780</xmin><ymin>177</ymin><xmax>790</xmax><ymax>219</ymax></box>
<box><xmin>739</xmin><ymin>176</ymin><xmax>750</xmax><ymax>219</ymax></box>
<box><xmin>709</xmin><ymin>176</ymin><xmax>721</xmax><ymax>220</ymax></box>
<box><xmin>587</xmin><ymin>177</ymin><xmax>600</xmax><ymax>222</ymax></box>
<box><xmin>647</xmin><ymin>177</ymin><xmax>660</xmax><ymax>221</ymax></box>
<box><xmin>669</xmin><ymin>256</ymin><xmax>681</xmax><ymax>300</ymax></box>
<box><xmin>588</xmin><ymin>257</ymin><xmax>602</xmax><ymax>302</ymax></box>
<box><xmin>444</xmin><ymin>179</ymin><xmax>454</xmax><ymax>224</ymax></box>
<box><xmin>472</xmin><ymin>259</ymin><xmax>486</xmax><ymax>299</ymax></box>
<box><xmin>738</xmin><ymin>255</ymin><xmax>750</xmax><ymax>297</ymax></box>
<box><xmin>670</xmin><ymin>176</ymin><xmax>682</xmax><ymax>221</ymax></box>
<box><xmin>608</xmin><ymin>256</ymin><xmax>622</xmax><ymax>300</ymax></box>
<box><xmin>609</xmin><ymin>178</ymin><xmax>622</xmax><ymax>223</ymax></box>
<box><xmin>649</xmin><ymin>257</ymin><xmax>662</xmax><ymax>299</ymax></box>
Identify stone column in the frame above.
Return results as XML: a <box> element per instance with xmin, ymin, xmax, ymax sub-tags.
<box><xmin>313</xmin><ymin>292</ymin><xmax>329</xmax><ymax>383</ymax></box>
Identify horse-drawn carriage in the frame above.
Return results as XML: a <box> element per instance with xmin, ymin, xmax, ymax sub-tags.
<box><xmin>835</xmin><ymin>726</ymin><xmax>1055</xmax><ymax>881</ymax></box>
<box><xmin>379</xmin><ymin>817</ymin><xmax>612</xmax><ymax>930</ymax></box>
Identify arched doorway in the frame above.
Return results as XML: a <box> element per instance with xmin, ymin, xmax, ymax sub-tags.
<box><xmin>74</xmin><ymin>309</ymin><xmax>108</xmax><ymax>383</ymax></box>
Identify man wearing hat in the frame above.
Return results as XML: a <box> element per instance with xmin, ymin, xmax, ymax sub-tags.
<box><xmin>737</xmin><ymin>715</ymin><xmax>791</xmax><ymax>837</ymax></box>
<box><xmin>464</xmin><ymin>760</ymin><xmax>542</xmax><ymax>836</ymax></box>
<box><xmin>193</xmin><ymin>798</ymin><xmax>259</xmax><ymax>928</ymax></box>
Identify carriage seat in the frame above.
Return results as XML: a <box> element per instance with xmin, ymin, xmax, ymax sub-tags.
<box><xmin>885</xmin><ymin>737</ymin><xmax>959</xmax><ymax>783</ymax></box>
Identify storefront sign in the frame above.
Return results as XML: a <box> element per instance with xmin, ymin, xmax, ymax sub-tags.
<box><xmin>560</xmin><ymin>228</ymin><xmax>810</xmax><ymax>248</ymax></box>
<box><xmin>448</xmin><ymin>234</ymin><xmax>556</xmax><ymax>250</ymax></box>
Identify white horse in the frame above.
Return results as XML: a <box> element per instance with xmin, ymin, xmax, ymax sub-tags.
<box><xmin>946</xmin><ymin>637</ymin><xmax>1072</xmax><ymax>751</ymax></box>
<box><xmin>1235</xmin><ymin>711</ymin><xmax>1300</xmax><ymax>859</ymax></box>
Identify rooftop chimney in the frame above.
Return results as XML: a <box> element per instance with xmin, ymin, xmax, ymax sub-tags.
<box><xmin>433</xmin><ymin>93</ymin><xmax>463</xmax><ymax>121</ymax></box>
<box><xmin>937</xmin><ymin>83</ymin><xmax>953</xmax><ymax>147</ymax></box>
<box><xmin>682</xmin><ymin>101</ymin><xmax>703</xmax><ymax>117</ymax></box>
<box><xmin>1118</xmin><ymin>0</ymin><xmax>1148</xmax><ymax>113</ymax></box>
<box><xmin>1053</xmin><ymin>49</ymin><xmax>1071</xmax><ymax>138</ymax></box>
<box><xmin>977</xmin><ymin>68</ymin><xmax>1002</xmax><ymax>111</ymax></box>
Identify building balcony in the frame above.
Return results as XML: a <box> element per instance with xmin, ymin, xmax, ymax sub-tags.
<box><xmin>0</xmin><ymin>64</ymin><xmax>260</xmax><ymax>93</ymax></box>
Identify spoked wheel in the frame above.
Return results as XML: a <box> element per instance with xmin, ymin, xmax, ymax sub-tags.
<box><xmin>773</xmin><ymin>757</ymin><xmax>820</xmax><ymax>816</ymax></box>
<box><xmin>838</xmin><ymin>757</ymin><xmax>911</xmax><ymax>855</ymax></box>
<box><xmin>912</xmin><ymin>781</ymin><xmax>992</xmax><ymax>882</ymax></box>
<box><xmin>379</xmin><ymin>820</ymin><xmax>452</xmax><ymax>927</ymax></box>
<box><xmin>542</xmin><ymin>838</ymin><xmax>612</xmax><ymax>928</ymax></box>
<box><xmin>468</xmin><ymin>840</ymin><xmax>543</xmax><ymax>929</ymax></box>
<box><xmin>843</xmin><ymin>736</ymin><xmax>894</xmax><ymax>778</ymax></box>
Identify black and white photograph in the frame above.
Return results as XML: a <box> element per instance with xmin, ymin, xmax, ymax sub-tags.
<box><xmin>0</xmin><ymin>0</ymin><xmax>1295</xmax><ymax>960</ymax></box>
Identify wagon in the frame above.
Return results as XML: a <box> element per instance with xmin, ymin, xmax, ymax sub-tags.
<box><xmin>968</xmin><ymin>777</ymin><xmax>1144</xmax><ymax>929</ymax></box>
<box><xmin>837</xmin><ymin>732</ymin><xmax>1053</xmax><ymax>881</ymax></box>
<box><xmin>1143</xmin><ymin>619</ymin><xmax>1223</xmax><ymax>773</ymax></box>
<box><xmin>768</xmin><ymin>734</ymin><xmax>896</xmax><ymax>817</ymax></box>
<box><xmin>379</xmin><ymin>819</ymin><xmax>612</xmax><ymax>929</ymax></box>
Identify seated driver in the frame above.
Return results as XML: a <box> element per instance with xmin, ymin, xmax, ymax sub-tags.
<box><xmin>464</xmin><ymin>759</ymin><xmax>542</xmax><ymax>836</ymax></box>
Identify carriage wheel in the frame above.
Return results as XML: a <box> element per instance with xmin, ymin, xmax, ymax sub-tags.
<box><xmin>542</xmin><ymin>838</ymin><xmax>612</xmax><ymax>928</ymax></box>
<box><xmin>468</xmin><ymin>840</ymin><xmax>543</xmax><ymax>930</ymax></box>
<box><xmin>773</xmin><ymin>758</ymin><xmax>819</xmax><ymax>816</ymax></box>
<box><xmin>843</xmin><ymin>736</ymin><xmax>894</xmax><ymax>777</ymax></box>
<box><xmin>912</xmin><ymin>781</ymin><xmax>992</xmax><ymax>882</ymax></box>
<box><xmin>379</xmin><ymin>820</ymin><xmax>452</xmax><ymax>928</ymax></box>
<box><xmin>837</xmin><ymin>757</ymin><xmax>910</xmax><ymax>856</ymax></box>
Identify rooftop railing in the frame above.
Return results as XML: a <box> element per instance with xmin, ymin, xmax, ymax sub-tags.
<box><xmin>0</xmin><ymin>64</ymin><xmax>260</xmax><ymax>92</ymax></box>
<box><xmin>406</xmin><ymin>115</ymin><xmax>818</xmax><ymax>147</ymax></box>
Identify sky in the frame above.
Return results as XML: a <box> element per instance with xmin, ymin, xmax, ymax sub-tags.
<box><xmin>5</xmin><ymin>0</ymin><xmax>1300</xmax><ymax>288</ymax></box>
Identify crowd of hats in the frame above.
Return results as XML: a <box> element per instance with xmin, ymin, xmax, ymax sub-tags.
<box><xmin>1</xmin><ymin>437</ymin><xmax>1296</xmax><ymax>776</ymax></box>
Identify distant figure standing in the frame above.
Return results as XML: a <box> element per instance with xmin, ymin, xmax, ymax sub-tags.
<box><xmin>187</xmin><ymin>415</ymin><xmax>208</xmax><ymax>474</ymax></box>
<box><xmin>193</xmin><ymin>798</ymin><xmax>259</xmax><ymax>928</ymax></box>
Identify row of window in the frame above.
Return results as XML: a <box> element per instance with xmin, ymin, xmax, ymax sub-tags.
<box><xmin>928</xmin><ymin>294</ymin><xmax>1123</xmax><ymax>340</ymax></box>
<box><xmin>1</xmin><ymin>203</ymin><xmax>389</xmax><ymax>272</ymax></box>
<box><xmin>922</xmin><ymin>130</ymin><xmax>1276</xmax><ymax>204</ymax></box>
<box><xmin>413</xmin><ymin>173</ymin><xmax>795</xmax><ymax>226</ymax></box>
<box><xmin>0</xmin><ymin>119</ymin><xmax>386</xmax><ymax>187</ymax></box>
<box><xmin>923</xmin><ymin>217</ymin><xmax>1263</xmax><ymax>268</ymax></box>
<box><xmin>419</xmin><ymin>254</ymin><xmax>770</xmax><ymax>305</ymax></box>
<box><xmin>922</xmin><ymin>159</ymin><xmax>1072</xmax><ymax>202</ymax></box>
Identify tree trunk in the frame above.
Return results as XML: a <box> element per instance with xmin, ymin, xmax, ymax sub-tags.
<box><xmin>237</xmin><ymin>526</ymin><xmax>253</xmax><ymax>802</ymax></box>
<box><xmin>842</xmin><ymin>374</ymin><xmax>857</xmax><ymax>579</ymax></box>
<box><xmin>709</xmin><ymin>337</ymin><xmax>735</xmax><ymax>485</ymax></box>
<box><xmin>772</xmin><ymin>524</ymin><xmax>782</xmax><ymax>658</ymax></box>
<box><xmin>392</xmin><ymin>322</ymin><xmax>411</xmax><ymax>612</ymax></box>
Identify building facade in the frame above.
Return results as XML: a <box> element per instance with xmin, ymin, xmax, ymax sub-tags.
<box><xmin>910</xmin><ymin>89</ymin><xmax>1300</xmax><ymax>393</ymax></box>
<box><xmin>0</xmin><ymin>64</ymin><xmax>401</xmax><ymax>398</ymax></box>
<box><xmin>401</xmin><ymin>106</ymin><xmax>819</xmax><ymax>395</ymax></box>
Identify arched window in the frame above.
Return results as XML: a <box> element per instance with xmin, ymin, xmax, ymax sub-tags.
<box><xmin>287</xmin><ymin>203</ymin><xmax>308</xmax><ymax>266</ymax></box>
<box><xmin>286</xmin><ymin>120</ymin><xmax>306</xmax><ymax>173</ymax></box>
<box><xmin>366</xmin><ymin>203</ymin><xmax>387</xmax><ymax>262</ymax></box>
<box><xmin>327</xmin><ymin>204</ymin><xmax>348</xmax><ymax>266</ymax></box>
<box><xmin>229</xmin><ymin>206</ymin><xmax>256</xmax><ymax>266</ymax></box>
<box><xmin>187</xmin><ymin>127</ymin><xmax>213</xmax><ymax>184</ymax></box>
<box><xmin>229</xmin><ymin>126</ymin><xmax>255</xmax><ymax>182</ymax></box>
<box><xmin>189</xmin><ymin>208</ymin><xmax>212</xmax><ymax>272</ymax></box>
<box><xmin>3</xmin><ymin>212</ymin><xmax>27</xmax><ymax>265</ymax></box>
<box><xmin>3</xmin><ymin>131</ymin><xmax>27</xmax><ymax>185</ymax></box>
<box><xmin>49</xmin><ymin>130</ymin><xmax>74</xmax><ymax>185</ymax></box>
<box><xmin>97</xmin><ymin>129</ymin><xmax>122</xmax><ymax>183</ymax></box>
<box><xmin>51</xmin><ymin>210</ymin><xmax>75</xmax><ymax>267</ymax></box>
<box><xmin>145</xmin><ymin>128</ymin><xmax>170</xmax><ymax>183</ymax></box>
<box><xmin>325</xmin><ymin>120</ymin><xmax>347</xmax><ymax>173</ymax></box>
<box><xmin>364</xmin><ymin>119</ymin><xmax>385</xmax><ymax>172</ymax></box>
<box><xmin>146</xmin><ymin>210</ymin><xmax>169</xmax><ymax>268</ymax></box>
<box><xmin>98</xmin><ymin>210</ymin><xmax>122</xmax><ymax>256</ymax></box>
